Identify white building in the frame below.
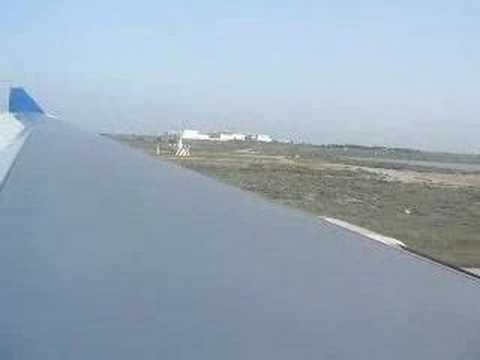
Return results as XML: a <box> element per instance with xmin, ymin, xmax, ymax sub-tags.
<box><xmin>246</xmin><ymin>134</ymin><xmax>273</xmax><ymax>142</ymax></box>
<box><xmin>180</xmin><ymin>129</ymin><xmax>272</xmax><ymax>143</ymax></box>
<box><xmin>182</xmin><ymin>129</ymin><xmax>211</xmax><ymax>141</ymax></box>
<box><xmin>218</xmin><ymin>133</ymin><xmax>246</xmax><ymax>141</ymax></box>
<box><xmin>255</xmin><ymin>134</ymin><xmax>273</xmax><ymax>143</ymax></box>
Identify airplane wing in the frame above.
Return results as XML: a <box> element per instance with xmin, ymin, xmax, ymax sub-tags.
<box><xmin>1</xmin><ymin>89</ymin><xmax>479</xmax><ymax>359</ymax></box>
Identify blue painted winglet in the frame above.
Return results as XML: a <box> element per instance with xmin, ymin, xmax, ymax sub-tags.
<box><xmin>9</xmin><ymin>87</ymin><xmax>44</xmax><ymax>114</ymax></box>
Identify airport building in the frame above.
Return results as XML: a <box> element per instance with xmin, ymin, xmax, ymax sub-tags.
<box><xmin>246</xmin><ymin>134</ymin><xmax>273</xmax><ymax>143</ymax></box>
<box><xmin>218</xmin><ymin>133</ymin><xmax>247</xmax><ymax>141</ymax></box>
<box><xmin>182</xmin><ymin>129</ymin><xmax>272</xmax><ymax>143</ymax></box>
<box><xmin>182</xmin><ymin>129</ymin><xmax>211</xmax><ymax>141</ymax></box>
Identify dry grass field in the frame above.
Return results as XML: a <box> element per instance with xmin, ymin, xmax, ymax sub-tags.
<box><xmin>110</xmin><ymin>134</ymin><xmax>480</xmax><ymax>268</ymax></box>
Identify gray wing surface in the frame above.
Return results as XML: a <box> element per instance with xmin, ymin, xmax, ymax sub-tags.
<box><xmin>1</xmin><ymin>117</ymin><xmax>480</xmax><ymax>359</ymax></box>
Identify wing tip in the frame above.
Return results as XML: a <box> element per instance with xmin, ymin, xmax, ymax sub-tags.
<box><xmin>8</xmin><ymin>87</ymin><xmax>45</xmax><ymax>115</ymax></box>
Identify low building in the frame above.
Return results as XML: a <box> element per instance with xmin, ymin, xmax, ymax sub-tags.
<box><xmin>218</xmin><ymin>133</ymin><xmax>246</xmax><ymax>141</ymax></box>
<box><xmin>182</xmin><ymin>129</ymin><xmax>211</xmax><ymax>141</ymax></box>
<box><xmin>256</xmin><ymin>134</ymin><xmax>273</xmax><ymax>143</ymax></box>
<box><xmin>180</xmin><ymin>129</ymin><xmax>272</xmax><ymax>143</ymax></box>
<box><xmin>246</xmin><ymin>134</ymin><xmax>273</xmax><ymax>143</ymax></box>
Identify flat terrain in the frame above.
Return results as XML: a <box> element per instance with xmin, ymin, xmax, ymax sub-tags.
<box><xmin>109</xmin><ymin>134</ymin><xmax>480</xmax><ymax>268</ymax></box>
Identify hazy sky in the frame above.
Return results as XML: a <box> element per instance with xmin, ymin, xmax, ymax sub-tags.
<box><xmin>1</xmin><ymin>0</ymin><xmax>479</xmax><ymax>152</ymax></box>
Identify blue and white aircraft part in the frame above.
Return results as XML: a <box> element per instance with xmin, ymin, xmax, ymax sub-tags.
<box><xmin>0</xmin><ymin>88</ymin><xmax>44</xmax><ymax>190</ymax></box>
